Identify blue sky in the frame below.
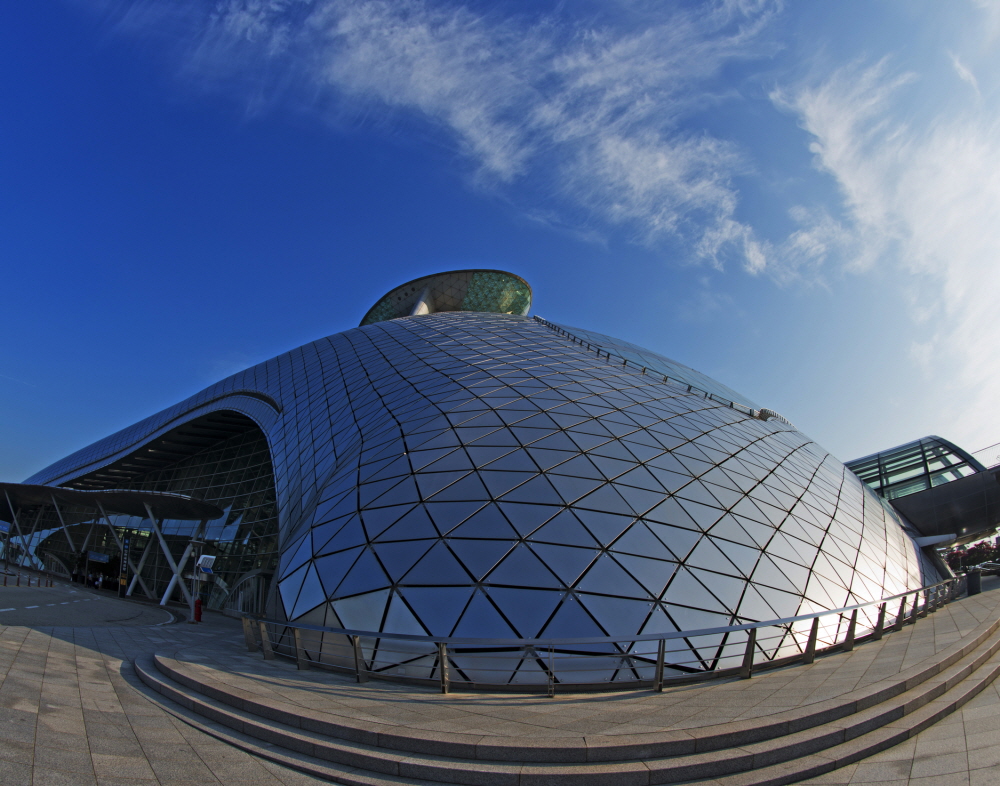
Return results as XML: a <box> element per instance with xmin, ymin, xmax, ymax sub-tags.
<box><xmin>4</xmin><ymin>0</ymin><xmax>1000</xmax><ymax>480</ymax></box>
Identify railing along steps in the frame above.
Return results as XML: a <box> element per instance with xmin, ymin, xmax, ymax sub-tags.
<box><xmin>132</xmin><ymin>606</ymin><xmax>1000</xmax><ymax>786</ymax></box>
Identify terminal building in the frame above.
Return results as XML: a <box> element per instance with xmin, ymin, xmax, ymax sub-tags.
<box><xmin>3</xmin><ymin>269</ymin><xmax>974</xmax><ymax>681</ymax></box>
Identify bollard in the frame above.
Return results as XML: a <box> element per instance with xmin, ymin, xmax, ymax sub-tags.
<box><xmin>968</xmin><ymin>570</ymin><xmax>982</xmax><ymax>596</ymax></box>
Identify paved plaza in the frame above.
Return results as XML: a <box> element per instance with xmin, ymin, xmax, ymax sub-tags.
<box><xmin>0</xmin><ymin>577</ymin><xmax>328</xmax><ymax>786</ymax></box>
<box><xmin>1</xmin><ymin>574</ymin><xmax>1000</xmax><ymax>784</ymax></box>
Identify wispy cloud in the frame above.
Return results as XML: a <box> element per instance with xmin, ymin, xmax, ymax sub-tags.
<box><xmin>98</xmin><ymin>0</ymin><xmax>778</xmax><ymax>269</ymax></box>
<box><xmin>778</xmin><ymin>55</ymin><xmax>1000</xmax><ymax>445</ymax></box>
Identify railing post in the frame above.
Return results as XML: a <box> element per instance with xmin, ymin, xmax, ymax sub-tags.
<box><xmin>258</xmin><ymin>621</ymin><xmax>275</xmax><ymax>660</ymax></box>
<box><xmin>654</xmin><ymin>639</ymin><xmax>665</xmax><ymax>693</ymax></box>
<box><xmin>740</xmin><ymin>628</ymin><xmax>756</xmax><ymax>679</ymax></box>
<box><xmin>242</xmin><ymin>616</ymin><xmax>259</xmax><ymax>652</ymax></box>
<box><xmin>802</xmin><ymin>617</ymin><xmax>820</xmax><ymax>664</ymax></box>
<box><xmin>910</xmin><ymin>592</ymin><xmax>920</xmax><ymax>625</ymax></box>
<box><xmin>873</xmin><ymin>603</ymin><xmax>887</xmax><ymax>641</ymax></box>
<box><xmin>293</xmin><ymin>628</ymin><xmax>309</xmax><ymax>670</ymax></box>
<box><xmin>352</xmin><ymin>635</ymin><xmax>368</xmax><ymax>683</ymax></box>
<box><xmin>894</xmin><ymin>596</ymin><xmax>908</xmax><ymax>631</ymax></box>
<box><xmin>843</xmin><ymin>609</ymin><xmax>858</xmax><ymax>652</ymax></box>
<box><xmin>438</xmin><ymin>642</ymin><xmax>450</xmax><ymax>694</ymax></box>
<box><xmin>547</xmin><ymin>646</ymin><xmax>555</xmax><ymax>698</ymax></box>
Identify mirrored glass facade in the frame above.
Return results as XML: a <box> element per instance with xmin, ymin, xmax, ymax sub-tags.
<box><xmin>26</xmin><ymin>273</ymin><xmax>940</xmax><ymax>679</ymax></box>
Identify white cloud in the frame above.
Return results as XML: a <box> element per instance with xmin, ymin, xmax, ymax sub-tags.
<box><xmin>100</xmin><ymin>0</ymin><xmax>778</xmax><ymax>268</ymax></box>
<box><xmin>780</xmin><ymin>57</ymin><xmax>1000</xmax><ymax>446</ymax></box>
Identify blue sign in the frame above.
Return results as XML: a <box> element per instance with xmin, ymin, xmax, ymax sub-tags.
<box><xmin>87</xmin><ymin>551</ymin><xmax>110</xmax><ymax>563</ymax></box>
<box><xmin>0</xmin><ymin>522</ymin><xmax>9</xmax><ymax>533</ymax></box>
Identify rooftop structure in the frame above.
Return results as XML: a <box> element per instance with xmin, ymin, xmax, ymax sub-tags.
<box><xmin>9</xmin><ymin>269</ymin><xmax>941</xmax><ymax>682</ymax></box>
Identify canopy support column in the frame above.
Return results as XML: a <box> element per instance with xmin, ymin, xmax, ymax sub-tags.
<box><xmin>50</xmin><ymin>494</ymin><xmax>78</xmax><ymax>554</ymax></box>
<box><xmin>3</xmin><ymin>490</ymin><xmax>30</xmax><ymax>569</ymax></box>
<box><xmin>144</xmin><ymin>503</ymin><xmax>193</xmax><ymax>607</ymax></box>
<box><xmin>96</xmin><ymin>501</ymin><xmax>154</xmax><ymax>600</ymax></box>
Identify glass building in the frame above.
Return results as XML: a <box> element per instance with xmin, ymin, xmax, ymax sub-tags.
<box><xmin>847</xmin><ymin>437</ymin><xmax>1000</xmax><ymax>549</ymax></box>
<box><xmin>846</xmin><ymin>437</ymin><xmax>986</xmax><ymax>501</ymax></box>
<box><xmin>20</xmin><ymin>269</ymin><xmax>940</xmax><ymax>677</ymax></box>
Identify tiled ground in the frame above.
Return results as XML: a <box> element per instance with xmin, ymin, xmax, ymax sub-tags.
<box><xmin>0</xmin><ymin>582</ymin><xmax>329</xmax><ymax>786</ymax></box>
<box><xmin>2</xmin><ymin>576</ymin><xmax>1000</xmax><ymax>784</ymax></box>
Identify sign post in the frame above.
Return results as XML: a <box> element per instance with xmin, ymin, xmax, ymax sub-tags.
<box><xmin>118</xmin><ymin>534</ymin><xmax>130</xmax><ymax>598</ymax></box>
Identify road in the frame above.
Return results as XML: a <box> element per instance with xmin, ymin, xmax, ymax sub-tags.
<box><xmin>0</xmin><ymin>579</ymin><xmax>174</xmax><ymax>627</ymax></box>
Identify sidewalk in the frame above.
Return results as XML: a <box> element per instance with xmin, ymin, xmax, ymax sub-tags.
<box><xmin>0</xmin><ymin>583</ymin><xmax>329</xmax><ymax>786</ymax></box>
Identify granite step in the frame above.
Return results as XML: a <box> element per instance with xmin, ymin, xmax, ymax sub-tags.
<box><xmin>132</xmin><ymin>611</ymin><xmax>1000</xmax><ymax>786</ymax></box>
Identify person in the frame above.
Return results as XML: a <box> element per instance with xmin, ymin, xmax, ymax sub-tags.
<box><xmin>96</xmin><ymin>574</ymin><xmax>103</xmax><ymax>590</ymax></box>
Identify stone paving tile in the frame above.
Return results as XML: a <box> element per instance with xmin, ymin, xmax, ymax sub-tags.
<box><xmin>4</xmin><ymin>575</ymin><xmax>1000</xmax><ymax>784</ymax></box>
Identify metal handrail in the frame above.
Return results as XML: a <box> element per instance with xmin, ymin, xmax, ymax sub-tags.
<box><xmin>530</xmin><ymin>316</ymin><xmax>793</xmax><ymax>427</ymax></box>
<box><xmin>241</xmin><ymin>576</ymin><xmax>964</xmax><ymax>693</ymax></box>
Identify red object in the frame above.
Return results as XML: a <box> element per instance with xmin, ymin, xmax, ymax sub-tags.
<box><xmin>194</xmin><ymin>598</ymin><xmax>203</xmax><ymax>623</ymax></box>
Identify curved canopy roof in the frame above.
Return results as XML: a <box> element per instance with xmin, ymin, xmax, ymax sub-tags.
<box><xmin>360</xmin><ymin>269</ymin><xmax>531</xmax><ymax>326</ymax></box>
<box><xmin>0</xmin><ymin>483</ymin><xmax>223</xmax><ymax>523</ymax></box>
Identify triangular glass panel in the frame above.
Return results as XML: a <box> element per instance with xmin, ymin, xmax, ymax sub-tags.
<box><xmin>331</xmin><ymin>588</ymin><xmax>391</xmax><ymax>631</ymax></box>
<box><xmin>487</xmin><ymin>587</ymin><xmax>563</xmax><ymax>638</ymax></box>
<box><xmin>422</xmin><ymin>500</ymin><xmax>486</xmax><ymax>533</ymax></box>
<box><xmin>382</xmin><ymin>591</ymin><xmax>430</xmax><ymax>636</ymax></box>
<box><xmin>419</xmin><ymin>451</ymin><xmax>475</xmax><ymax>473</ymax></box>
<box><xmin>278</xmin><ymin>564</ymin><xmax>308</xmax><ymax>616</ymax></box>
<box><xmin>707</xmin><ymin>537</ymin><xmax>760</xmax><ymax>578</ymax></box>
<box><xmin>539</xmin><ymin>596</ymin><xmax>605</xmax><ymax>638</ymax></box>
<box><xmin>281</xmin><ymin>532</ymin><xmax>313</xmax><ymax>574</ymax></box>
<box><xmin>644</xmin><ymin>497</ymin><xmax>698</xmax><ymax>529</ymax></box>
<box><xmin>400</xmin><ymin>542</ymin><xmax>472</xmax><ymax>585</ymax></box>
<box><xmin>611</xmin><ymin>484</ymin><xmax>665</xmax><ymax>516</ymax></box>
<box><xmin>664</xmin><ymin>568</ymin><xmax>731</xmax><ymax>615</ymax></box>
<box><xmin>639</xmin><ymin>606</ymin><xmax>679</xmax><ymax>637</ymax></box>
<box><xmin>480</xmin><ymin>470</ymin><xmax>536</xmax><ymax>498</ymax></box>
<box><xmin>373</xmin><ymin>539</ymin><xmax>436</xmax><ymax>582</ymax></box>
<box><xmin>616</xmin><ymin>465</ymin><xmax>666</xmax><ymax>492</ymax></box>
<box><xmin>361</xmin><ymin>504</ymin><xmax>418</xmax><ymax>541</ymax></box>
<box><xmin>528</xmin><ymin>543</ymin><xmax>598</xmax><ymax>586</ymax></box>
<box><xmin>528</xmin><ymin>510</ymin><xmax>599</xmax><ymax>547</ymax></box>
<box><xmin>676</xmin><ymin>499</ymin><xmax>725</xmax><ymax>531</ymax></box>
<box><xmin>613</xmin><ymin>553</ymin><xmax>677</xmax><ymax>597</ymax></box>
<box><xmin>548</xmin><ymin>473</ymin><xmax>605</xmax><ymax>504</ymax></box>
<box><xmin>735</xmin><ymin>585</ymin><xmax>781</xmax><ymax>623</ymax></box>
<box><xmin>500</xmin><ymin>475</ymin><xmax>565</xmax><ymax>506</ymax></box>
<box><xmin>486</xmin><ymin>544</ymin><xmax>561</xmax><ymax>588</ymax></box>
<box><xmin>400</xmin><ymin>586</ymin><xmax>474</xmax><ymax>636</ymax></box>
<box><xmin>645</xmin><ymin>522</ymin><xmax>702</xmax><ymax>560</ymax></box>
<box><xmin>316</xmin><ymin>515</ymin><xmax>367</xmax><ymax>554</ymax></box>
<box><xmin>368</xmin><ymin>476</ymin><xmax>422</xmax><ymax>508</ymax></box>
<box><xmin>611</xmin><ymin>523</ymin><xmax>677</xmax><ymax>561</ymax></box>
<box><xmin>291</xmin><ymin>565</ymin><xmax>327</xmax><ymax>618</ymax></box>
<box><xmin>547</xmin><ymin>454</ymin><xmax>604</xmax><ymax>480</ymax></box>
<box><xmin>446</xmin><ymin>504</ymin><xmax>519</xmax><ymax>539</ymax></box>
<box><xmin>427</xmin><ymin>473</ymin><xmax>490</xmax><ymax>502</ymax></box>
<box><xmin>577</xmin><ymin>594</ymin><xmax>653</xmax><ymax>638</ymax></box>
<box><xmin>466</xmin><ymin>445</ymin><xmax>518</xmax><ymax>468</ymax></box>
<box><xmin>526</xmin><ymin>448</ymin><xmax>581</xmax><ymax>471</ymax></box>
<box><xmin>574</xmin><ymin>509</ymin><xmax>634</xmax><ymax>544</ymax></box>
<box><xmin>575</xmin><ymin>484</ymin><xmax>635</xmax><ymax>516</ymax></box>
<box><xmin>314</xmin><ymin>546</ymin><xmax>364</xmax><ymax>595</ymax></box>
<box><xmin>481</xmin><ymin>449</ymin><xmax>540</xmax><ymax>472</ymax></box>
<box><xmin>332</xmin><ymin>549</ymin><xmax>390</xmax><ymax>598</ymax></box>
<box><xmin>496</xmin><ymin>502</ymin><xmax>561</xmax><ymax>537</ymax></box>
<box><xmin>374</xmin><ymin>505</ymin><xmax>440</xmax><ymax>541</ymax></box>
<box><xmin>452</xmin><ymin>591</ymin><xmax>518</xmax><ymax>638</ymax></box>
<box><xmin>566</xmin><ymin>431</ymin><xmax>613</xmax><ymax>452</ymax></box>
<box><xmin>577</xmin><ymin>554</ymin><xmax>649</xmax><ymax>598</ymax></box>
<box><xmin>686</xmin><ymin>567</ymin><xmax>746</xmax><ymax>614</ymax></box>
<box><xmin>416</xmin><ymin>471</ymin><xmax>472</xmax><ymax>499</ymax></box>
<box><xmin>448</xmin><ymin>539</ymin><xmax>516</xmax><ymax>580</ymax></box>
